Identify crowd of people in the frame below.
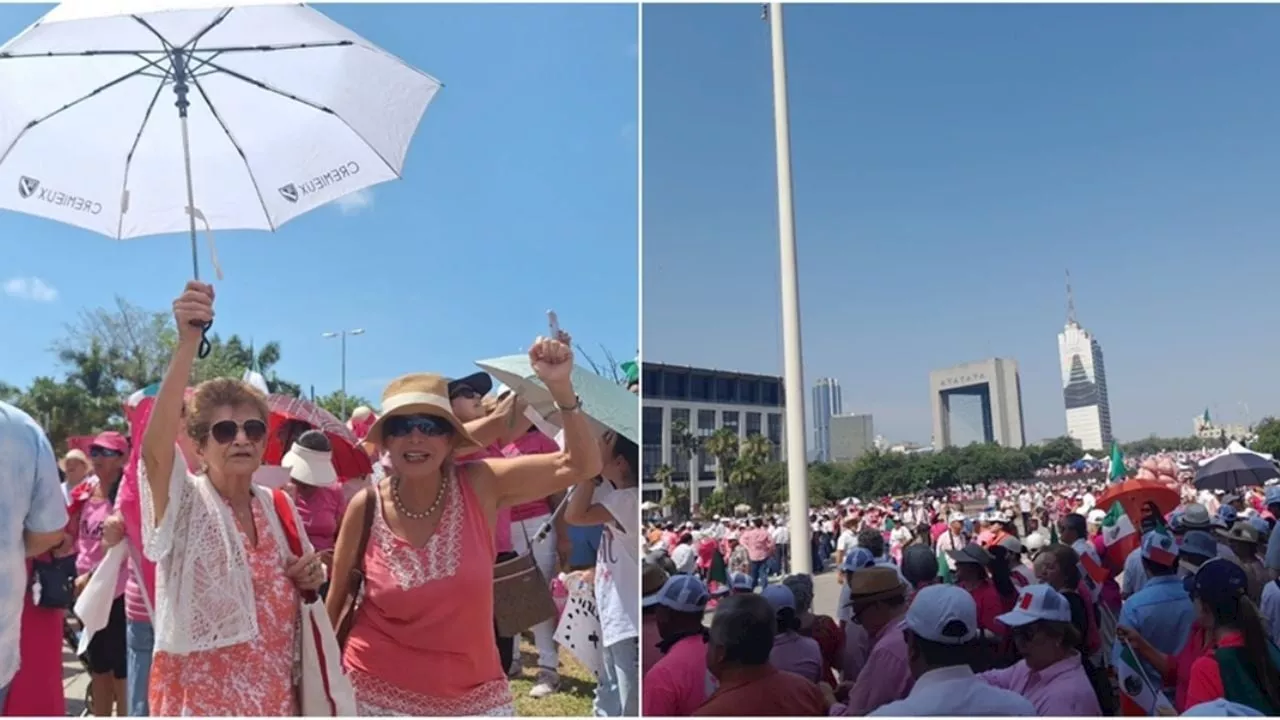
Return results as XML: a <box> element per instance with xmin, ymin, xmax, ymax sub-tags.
<box><xmin>641</xmin><ymin>466</ymin><xmax>1280</xmax><ymax>716</ymax></box>
<box><xmin>1</xmin><ymin>281</ymin><xmax>641</xmax><ymax>717</ymax></box>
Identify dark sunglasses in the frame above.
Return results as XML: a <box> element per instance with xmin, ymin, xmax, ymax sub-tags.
<box><xmin>450</xmin><ymin>386</ymin><xmax>481</xmax><ymax>400</ymax></box>
<box><xmin>383</xmin><ymin>414</ymin><xmax>455</xmax><ymax>439</ymax></box>
<box><xmin>89</xmin><ymin>447</ymin><xmax>124</xmax><ymax>458</ymax></box>
<box><xmin>210</xmin><ymin>419</ymin><xmax>268</xmax><ymax>445</ymax></box>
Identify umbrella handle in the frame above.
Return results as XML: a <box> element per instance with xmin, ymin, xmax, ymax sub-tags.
<box><xmin>197</xmin><ymin>320</ymin><xmax>212</xmax><ymax>359</ymax></box>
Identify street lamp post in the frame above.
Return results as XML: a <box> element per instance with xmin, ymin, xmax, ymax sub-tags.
<box><xmin>321</xmin><ymin>328</ymin><xmax>365</xmax><ymax>418</ymax></box>
<box><xmin>767</xmin><ymin>2</ymin><xmax>812</xmax><ymax>574</ymax></box>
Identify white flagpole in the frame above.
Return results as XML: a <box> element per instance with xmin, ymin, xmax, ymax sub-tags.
<box><xmin>767</xmin><ymin>2</ymin><xmax>811</xmax><ymax>574</ymax></box>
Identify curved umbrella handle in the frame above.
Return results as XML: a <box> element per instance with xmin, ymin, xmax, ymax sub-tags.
<box><xmin>196</xmin><ymin>319</ymin><xmax>212</xmax><ymax>359</ymax></box>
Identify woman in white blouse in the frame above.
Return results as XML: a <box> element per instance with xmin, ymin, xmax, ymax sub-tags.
<box><xmin>138</xmin><ymin>282</ymin><xmax>325</xmax><ymax>715</ymax></box>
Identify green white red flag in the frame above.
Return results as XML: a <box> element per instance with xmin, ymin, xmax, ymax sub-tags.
<box><xmin>1117</xmin><ymin>637</ymin><xmax>1175</xmax><ymax>715</ymax></box>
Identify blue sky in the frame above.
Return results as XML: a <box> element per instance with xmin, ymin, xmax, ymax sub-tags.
<box><xmin>642</xmin><ymin>4</ymin><xmax>1280</xmax><ymax>446</ymax></box>
<box><xmin>1</xmin><ymin>3</ymin><xmax>637</xmax><ymax>403</ymax></box>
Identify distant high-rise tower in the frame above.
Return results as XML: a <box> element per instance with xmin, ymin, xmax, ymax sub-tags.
<box><xmin>811</xmin><ymin>378</ymin><xmax>843</xmax><ymax>462</ymax></box>
<box><xmin>1058</xmin><ymin>270</ymin><xmax>1113</xmax><ymax>451</ymax></box>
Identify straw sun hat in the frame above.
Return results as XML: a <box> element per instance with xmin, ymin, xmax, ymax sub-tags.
<box><xmin>366</xmin><ymin>373</ymin><xmax>480</xmax><ymax>447</ymax></box>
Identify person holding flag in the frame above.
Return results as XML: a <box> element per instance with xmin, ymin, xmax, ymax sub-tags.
<box><xmin>1114</xmin><ymin>530</ymin><xmax>1196</xmax><ymax>707</ymax></box>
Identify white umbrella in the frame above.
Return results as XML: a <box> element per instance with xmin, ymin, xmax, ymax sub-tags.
<box><xmin>0</xmin><ymin>1</ymin><xmax>440</xmax><ymax>345</ymax></box>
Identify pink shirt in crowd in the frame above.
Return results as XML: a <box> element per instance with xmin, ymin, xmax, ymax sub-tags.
<box><xmin>75</xmin><ymin>495</ymin><xmax>128</xmax><ymax>598</ymax></box>
<box><xmin>980</xmin><ymin>654</ymin><xmax>1101</xmax><ymax>716</ymax></box>
<box><xmin>837</xmin><ymin>619</ymin><xmax>913</xmax><ymax>715</ymax></box>
<box><xmin>739</xmin><ymin>527</ymin><xmax>775</xmax><ymax>562</ymax></box>
<box><xmin>458</xmin><ymin>445</ymin><xmax>511</xmax><ymax>554</ymax></box>
<box><xmin>503</xmin><ymin>432</ymin><xmax>559</xmax><ymax>523</ymax></box>
<box><xmin>294</xmin><ymin>484</ymin><xmax>347</xmax><ymax>552</ymax></box>
<box><xmin>643</xmin><ymin>635</ymin><xmax>710</xmax><ymax>716</ymax></box>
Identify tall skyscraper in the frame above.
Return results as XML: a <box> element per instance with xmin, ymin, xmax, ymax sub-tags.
<box><xmin>1058</xmin><ymin>271</ymin><xmax>1113</xmax><ymax>451</ymax></box>
<box><xmin>811</xmin><ymin>377</ymin><xmax>842</xmax><ymax>462</ymax></box>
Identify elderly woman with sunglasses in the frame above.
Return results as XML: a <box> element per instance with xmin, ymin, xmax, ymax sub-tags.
<box><xmin>325</xmin><ymin>331</ymin><xmax>602</xmax><ymax>716</ymax></box>
<box><xmin>137</xmin><ymin>282</ymin><xmax>326</xmax><ymax>716</ymax></box>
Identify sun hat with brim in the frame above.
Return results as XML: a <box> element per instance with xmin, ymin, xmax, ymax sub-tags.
<box><xmin>281</xmin><ymin>443</ymin><xmax>338</xmax><ymax>488</ymax></box>
<box><xmin>61</xmin><ymin>449</ymin><xmax>91</xmax><ymax>471</ymax></box>
<box><xmin>947</xmin><ymin>543</ymin><xmax>993</xmax><ymax>567</ymax></box>
<box><xmin>448</xmin><ymin>371</ymin><xmax>493</xmax><ymax>398</ymax></box>
<box><xmin>1179</xmin><ymin>530</ymin><xmax>1218</xmax><ymax>560</ymax></box>
<box><xmin>996</xmin><ymin>584</ymin><xmax>1072</xmax><ymax>627</ymax></box>
<box><xmin>1217</xmin><ymin>521</ymin><xmax>1261</xmax><ymax>546</ymax></box>
<box><xmin>367</xmin><ymin>373</ymin><xmax>480</xmax><ymax>447</ymax></box>
<box><xmin>846</xmin><ymin>566</ymin><xmax>908</xmax><ymax>605</ymax></box>
<box><xmin>1181</xmin><ymin>503</ymin><xmax>1212</xmax><ymax>530</ymax></box>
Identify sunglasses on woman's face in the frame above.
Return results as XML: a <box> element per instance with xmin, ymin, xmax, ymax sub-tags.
<box><xmin>384</xmin><ymin>414</ymin><xmax>455</xmax><ymax>439</ymax></box>
<box><xmin>210</xmin><ymin>419</ymin><xmax>268</xmax><ymax>445</ymax></box>
<box><xmin>450</xmin><ymin>387</ymin><xmax>480</xmax><ymax>401</ymax></box>
<box><xmin>89</xmin><ymin>447</ymin><xmax>124</xmax><ymax>458</ymax></box>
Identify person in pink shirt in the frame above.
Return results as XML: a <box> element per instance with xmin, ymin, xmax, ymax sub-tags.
<box><xmin>740</xmin><ymin>518</ymin><xmax>776</xmax><ymax>589</ymax></box>
<box><xmin>830</xmin><ymin>567</ymin><xmax>913</xmax><ymax>715</ymax></box>
<box><xmin>280</xmin><ymin>431</ymin><xmax>347</xmax><ymax>578</ymax></box>
<box><xmin>500</xmin><ymin>425</ymin><xmax>565</xmax><ymax>696</ymax></box>
<box><xmin>643</xmin><ymin>574</ymin><xmax>713</xmax><ymax>716</ymax></box>
<box><xmin>72</xmin><ymin>431</ymin><xmax>131</xmax><ymax>717</ymax></box>
<box><xmin>328</xmin><ymin>337</ymin><xmax>603</xmax><ymax>716</ymax></box>
<box><xmin>980</xmin><ymin>584</ymin><xmax>1101</xmax><ymax>716</ymax></box>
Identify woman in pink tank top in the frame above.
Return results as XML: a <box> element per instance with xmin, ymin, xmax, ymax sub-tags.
<box><xmin>327</xmin><ymin>337</ymin><xmax>603</xmax><ymax>716</ymax></box>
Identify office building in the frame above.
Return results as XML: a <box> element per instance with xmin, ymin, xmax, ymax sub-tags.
<box><xmin>830</xmin><ymin>413</ymin><xmax>874</xmax><ymax>462</ymax></box>
<box><xmin>811</xmin><ymin>377</ymin><xmax>842</xmax><ymax>462</ymax></box>
<box><xmin>1058</xmin><ymin>272</ymin><xmax>1114</xmax><ymax>451</ymax></box>
<box><xmin>641</xmin><ymin>362</ymin><xmax>787</xmax><ymax>508</ymax></box>
<box><xmin>929</xmin><ymin>358</ymin><xmax>1026</xmax><ymax>449</ymax></box>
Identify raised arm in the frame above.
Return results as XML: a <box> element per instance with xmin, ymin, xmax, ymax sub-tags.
<box><xmin>470</xmin><ymin>333</ymin><xmax>602</xmax><ymax>510</ymax></box>
<box><xmin>141</xmin><ymin>282</ymin><xmax>213</xmax><ymax>525</ymax></box>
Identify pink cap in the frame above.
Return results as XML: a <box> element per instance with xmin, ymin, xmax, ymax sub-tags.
<box><xmin>91</xmin><ymin>430</ymin><xmax>129</xmax><ymax>454</ymax></box>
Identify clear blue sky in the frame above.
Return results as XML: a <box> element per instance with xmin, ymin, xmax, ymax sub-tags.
<box><xmin>1</xmin><ymin>3</ymin><xmax>637</xmax><ymax>403</ymax></box>
<box><xmin>642</xmin><ymin>3</ymin><xmax>1280</xmax><ymax>446</ymax></box>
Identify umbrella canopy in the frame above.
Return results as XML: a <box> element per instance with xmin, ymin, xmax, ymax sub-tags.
<box><xmin>475</xmin><ymin>355</ymin><xmax>637</xmax><ymax>443</ymax></box>
<box><xmin>640</xmin><ymin>501</ymin><xmax>660</xmax><ymax>512</ymax></box>
<box><xmin>1195</xmin><ymin>443</ymin><xmax>1279</xmax><ymax>491</ymax></box>
<box><xmin>264</xmin><ymin>394</ymin><xmax>372</xmax><ymax>481</ymax></box>
<box><xmin>0</xmin><ymin>2</ymin><xmax>439</xmax><ymax>250</ymax></box>
<box><xmin>1094</xmin><ymin>478</ymin><xmax>1181</xmax><ymax>526</ymax></box>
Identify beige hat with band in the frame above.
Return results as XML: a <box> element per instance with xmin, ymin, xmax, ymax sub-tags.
<box><xmin>366</xmin><ymin>373</ymin><xmax>480</xmax><ymax>447</ymax></box>
<box><xmin>281</xmin><ymin>444</ymin><xmax>339</xmax><ymax>488</ymax></box>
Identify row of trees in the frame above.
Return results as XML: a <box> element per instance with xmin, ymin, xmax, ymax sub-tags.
<box><xmin>2</xmin><ymin>297</ymin><xmax>371</xmax><ymax>451</ymax></box>
<box><xmin>649</xmin><ymin>433</ymin><xmax>1093</xmax><ymax>520</ymax></box>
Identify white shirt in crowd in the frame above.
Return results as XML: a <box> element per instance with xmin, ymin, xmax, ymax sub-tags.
<box><xmin>870</xmin><ymin>665</ymin><xmax>1037</xmax><ymax>716</ymax></box>
<box><xmin>836</xmin><ymin>529</ymin><xmax>857</xmax><ymax>557</ymax></box>
<box><xmin>1</xmin><ymin>402</ymin><xmax>70</xmax><ymax>689</ymax></box>
<box><xmin>593</xmin><ymin>480</ymin><xmax>640</xmax><ymax>649</ymax></box>
<box><xmin>771</xmin><ymin>524</ymin><xmax>789</xmax><ymax>545</ymax></box>
<box><xmin>1018</xmin><ymin>493</ymin><xmax>1032</xmax><ymax>513</ymax></box>
<box><xmin>1261</xmin><ymin>580</ymin><xmax>1280</xmax><ymax>648</ymax></box>
<box><xmin>671</xmin><ymin>543</ymin><xmax>697</xmax><ymax>575</ymax></box>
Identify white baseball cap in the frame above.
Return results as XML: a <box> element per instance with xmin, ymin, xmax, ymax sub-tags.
<box><xmin>905</xmin><ymin>584</ymin><xmax>978</xmax><ymax>645</ymax></box>
<box><xmin>996</xmin><ymin>584</ymin><xmax>1072</xmax><ymax>627</ymax></box>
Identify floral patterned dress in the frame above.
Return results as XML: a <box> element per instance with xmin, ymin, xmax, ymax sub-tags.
<box><xmin>149</xmin><ymin>501</ymin><xmax>299</xmax><ymax>716</ymax></box>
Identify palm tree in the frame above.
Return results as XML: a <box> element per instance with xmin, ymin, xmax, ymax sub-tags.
<box><xmin>705</xmin><ymin>426</ymin><xmax>741</xmax><ymax>492</ymax></box>
<box><xmin>672</xmin><ymin>420</ymin><xmax>701</xmax><ymax>517</ymax></box>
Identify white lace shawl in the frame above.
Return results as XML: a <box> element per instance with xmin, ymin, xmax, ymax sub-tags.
<box><xmin>138</xmin><ymin>445</ymin><xmax>312</xmax><ymax>655</ymax></box>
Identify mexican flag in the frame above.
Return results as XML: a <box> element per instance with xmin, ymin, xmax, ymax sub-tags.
<box><xmin>1098</xmin><ymin>503</ymin><xmax>1138</xmax><ymax>578</ymax></box>
<box><xmin>1116</xmin><ymin>637</ymin><xmax>1175</xmax><ymax>715</ymax></box>
<box><xmin>1109</xmin><ymin>442</ymin><xmax>1125</xmax><ymax>481</ymax></box>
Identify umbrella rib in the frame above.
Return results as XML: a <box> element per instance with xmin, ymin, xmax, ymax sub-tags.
<box><xmin>200</xmin><ymin>58</ymin><xmax>401</xmax><ymax>180</ymax></box>
<box><xmin>0</xmin><ymin>55</ymin><xmax>166</xmax><ymax>170</ymax></box>
<box><xmin>185</xmin><ymin>70</ymin><xmax>277</xmax><ymax>232</ymax></box>
<box><xmin>116</xmin><ymin>64</ymin><xmax>174</xmax><ymax>241</ymax></box>
<box><xmin>195</xmin><ymin>40</ymin><xmax>355</xmax><ymax>54</ymax></box>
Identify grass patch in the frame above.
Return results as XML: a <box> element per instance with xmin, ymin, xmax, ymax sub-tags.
<box><xmin>508</xmin><ymin>636</ymin><xmax>596</xmax><ymax>717</ymax></box>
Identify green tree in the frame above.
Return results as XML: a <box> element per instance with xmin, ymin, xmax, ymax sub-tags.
<box><xmin>704</xmin><ymin>427</ymin><xmax>740</xmax><ymax>492</ymax></box>
<box><xmin>671</xmin><ymin>419</ymin><xmax>701</xmax><ymax>516</ymax></box>
<box><xmin>314</xmin><ymin>391</ymin><xmax>375</xmax><ymax>422</ymax></box>
<box><xmin>1251</xmin><ymin>417</ymin><xmax>1280</xmax><ymax>458</ymax></box>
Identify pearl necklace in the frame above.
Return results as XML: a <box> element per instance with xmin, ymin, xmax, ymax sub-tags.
<box><xmin>392</xmin><ymin>475</ymin><xmax>445</xmax><ymax>520</ymax></box>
